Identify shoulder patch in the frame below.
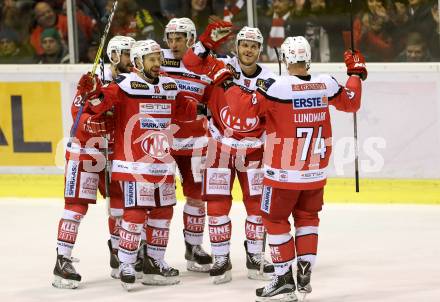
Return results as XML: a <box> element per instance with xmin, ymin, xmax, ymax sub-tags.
<box><xmin>162</xmin><ymin>82</ymin><xmax>178</xmax><ymax>90</ymax></box>
<box><xmin>226</xmin><ymin>63</ymin><xmax>240</xmax><ymax>79</ymax></box>
<box><xmin>162</xmin><ymin>58</ymin><xmax>181</xmax><ymax>67</ymax></box>
<box><xmin>130</xmin><ymin>81</ymin><xmax>150</xmax><ymax>90</ymax></box>
<box><xmin>258</xmin><ymin>78</ymin><xmax>275</xmax><ymax>92</ymax></box>
<box><xmin>115</xmin><ymin>74</ymin><xmax>126</xmax><ymax>84</ymax></box>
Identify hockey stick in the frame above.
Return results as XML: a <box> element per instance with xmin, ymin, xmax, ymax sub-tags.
<box><xmin>99</xmin><ymin>56</ymin><xmax>112</xmax><ymax>216</ymax></box>
<box><xmin>259</xmin><ymin>231</ymin><xmax>267</xmax><ymax>275</ymax></box>
<box><xmin>349</xmin><ymin>0</ymin><xmax>360</xmax><ymax>192</ymax></box>
<box><xmin>257</xmin><ymin>47</ymin><xmax>282</xmax><ymax>277</ymax></box>
<box><xmin>67</xmin><ymin>0</ymin><xmax>118</xmax><ymax>148</ymax></box>
<box><xmin>273</xmin><ymin>47</ymin><xmax>282</xmax><ymax>76</ymax></box>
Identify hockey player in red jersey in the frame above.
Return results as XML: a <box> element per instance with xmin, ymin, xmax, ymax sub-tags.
<box><xmin>223</xmin><ymin>36</ymin><xmax>367</xmax><ymax>301</ymax></box>
<box><xmin>77</xmin><ymin>39</ymin><xmax>197</xmax><ymax>291</ymax></box>
<box><xmin>52</xmin><ymin>36</ymin><xmax>135</xmax><ymax>289</ymax></box>
<box><xmin>182</xmin><ymin>22</ymin><xmax>275</xmax><ymax>283</ymax></box>
<box><xmin>161</xmin><ymin>18</ymin><xmax>212</xmax><ymax>272</ymax></box>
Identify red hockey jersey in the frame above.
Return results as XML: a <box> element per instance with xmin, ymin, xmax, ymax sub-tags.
<box><xmin>226</xmin><ymin>74</ymin><xmax>362</xmax><ymax>190</ymax></box>
<box><xmin>65</xmin><ymin>66</ymin><xmax>114</xmax><ymax>162</ymax></box>
<box><xmin>183</xmin><ymin>45</ymin><xmax>275</xmax><ymax>154</ymax></box>
<box><xmin>161</xmin><ymin>49</ymin><xmax>211</xmax><ymax>156</ymax></box>
<box><xmin>89</xmin><ymin>72</ymin><xmax>193</xmax><ymax>183</ymax></box>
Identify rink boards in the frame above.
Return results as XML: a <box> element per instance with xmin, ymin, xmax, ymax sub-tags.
<box><xmin>0</xmin><ymin>63</ymin><xmax>439</xmax><ymax>203</ymax></box>
<box><xmin>0</xmin><ymin>174</ymin><xmax>438</xmax><ymax>204</ymax></box>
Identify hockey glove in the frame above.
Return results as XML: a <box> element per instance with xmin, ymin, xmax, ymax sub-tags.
<box><xmin>211</xmin><ymin>66</ymin><xmax>233</xmax><ymax>86</ymax></box>
<box><xmin>344</xmin><ymin>50</ymin><xmax>367</xmax><ymax>81</ymax></box>
<box><xmin>77</xmin><ymin>72</ymin><xmax>102</xmax><ymax>97</ymax></box>
<box><xmin>199</xmin><ymin>21</ymin><xmax>233</xmax><ymax>51</ymax></box>
<box><xmin>84</xmin><ymin>112</ymin><xmax>114</xmax><ymax>136</ymax></box>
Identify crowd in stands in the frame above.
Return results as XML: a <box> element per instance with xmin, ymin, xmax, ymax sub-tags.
<box><xmin>0</xmin><ymin>0</ymin><xmax>438</xmax><ymax>64</ymax></box>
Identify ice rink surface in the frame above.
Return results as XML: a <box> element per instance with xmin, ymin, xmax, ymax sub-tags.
<box><xmin>1</xmin><ymin>198</ymin><xmax>440</xmax><ymax>302</ymax></box>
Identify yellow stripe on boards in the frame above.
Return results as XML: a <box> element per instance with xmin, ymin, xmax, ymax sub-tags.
<box><xmin>0</xmin><ymin>175</ymin><xmax>438</xmax><ymax>204</ymax></box>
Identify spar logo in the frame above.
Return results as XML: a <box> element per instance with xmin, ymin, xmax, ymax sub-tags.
<box><xmin>220</xmin><ymin>106</ymin><xmax>259</xmax><ymax>132</ymax></box>
<box><xmin>139</xmin><ymin>184</ymin><xmax>154</xmax><ymax>198</ymax></box>
<box><xmin>251</xmin><ymin>172</ymin><xmax>263</xmax><ymax>186</ymax></box>
<box><xmin>81</xmin><ymin>176</ymin><xmax>98</xmax><ymax>195</ymax></box>
<box><xmin>141</xmin><ymin>132</ymin><xmax>170</xmax><ymax>159</ymax></box>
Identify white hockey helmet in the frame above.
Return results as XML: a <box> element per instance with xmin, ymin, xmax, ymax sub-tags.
<box><xmin>130</xmin><ymin>39</ymin><xmax>162</xmax><ymax>72</ymax></box>
<box><xmin>106</xmin><ymin>35</ymin><xmax>136</xmax><ymax>65</ymax></box>
<box><xmin>236</xmin><ymin>26</ymin><xmax>264</xmax><ymax>52</ymax></box>
<box><xmin>281</xmin><ymin>36</ymin><xmax>311</xmax><ymax>69</ymax></box>
<box><xmin>164</xmin><ymin>17</ymin><xmax>197</xmax><ymax>42</ymax></box>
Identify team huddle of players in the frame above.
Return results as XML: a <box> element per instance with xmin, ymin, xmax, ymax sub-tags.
<box><xmin>52</xmin><ymin>18</ymin><xmax>367</xmax><ymax>302</ymax></box>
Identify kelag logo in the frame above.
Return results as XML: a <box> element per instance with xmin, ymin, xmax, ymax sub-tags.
<box><xmin>0</xmin><ymin>82</ymin><xmax>62</xmax><ymax>166</ymax></box>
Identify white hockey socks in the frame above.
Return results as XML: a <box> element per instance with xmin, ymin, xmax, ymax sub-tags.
<box><xmin>245</xmin><ymin>215</ymin><xmax>264</xmax><ymax>254</ymax></box>
<box><xmin>146</xmin><ymin>218</ymin><xmax>170</xmax><ymax>260</ymax></box>
<box><xmin>118</xmin><ymin>220</ymin><xmax>142</xmax><ymax>264</ymax></box>
<box><xmin>57</xmin><ymin>210</ymin><xmax>84</xmax><ymax>257</ymax></box>
<box><xmin>208</xmin><ymin>215</ymin><xmax>231</xmax><ymax>256</ymax></box>
<box><xmin>268</xmin><ymin>233</ymin><xmax>296</xmax><ymax>276</ymax></box>
<box><xmin>183</xmin><ymin>204</ymin><xmax>205</xmax><ymax>246</ymax></box>
<box><xmin>108</xmin><ymin>216</ymin><xmax>122</xmax><ymax>250</ymax></box>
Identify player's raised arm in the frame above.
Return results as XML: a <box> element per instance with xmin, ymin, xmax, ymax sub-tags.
<box><xmin>182</xmin><ymin>21</ymin><xmax>234</xmax><ymax>86</ymax></box>
<box><xmin>328</xmin><ymin>50</ymin><xmax>367</xmax><ymax>113</ymax></box>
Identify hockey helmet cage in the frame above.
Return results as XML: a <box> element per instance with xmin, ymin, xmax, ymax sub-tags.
<box><xmin>106</xmin><ymin>35</ymin><xmax>136</xmax><ymax>65</ymax></box>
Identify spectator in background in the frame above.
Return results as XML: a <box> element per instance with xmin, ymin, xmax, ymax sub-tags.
<box><xmin>0</xmin><ymin>0</ymin><xmax>34</xmax><ymax>43</ymax></box>
<box><xmin>30</xmin><ymin>1</ymin><xmax>67</xmax><ymax>56</ymax></box>
<box><xmin>388</xmin><ymin>0</ymin><xmax>410</xmax><ymax>54</ymax></box>
<box><xmin>293</xmin><ymin>0</ymin><xmax>307</xmax><ymax>17</ymax></box>
<box><xmin>37</xmin><ymin>27</ymin><xmax>69</xmax><ymax>63</ymax></box>
<box><xmin>406</xmin><ymin>0</ymin><xmax>435</xmax><ymax>42</ymax></box>
<box><xmin>30</xmin><ymin>1</ymin><xmax>96</xmax><ymax>59</ymax></box>
<box><xmin>426</xmin><ymin>3</ymin><xmax>439</xmax><ymax>60</ymax></box>
<box><xmin>260</xmin><ymin>0</ymin><xmax>296</xmax><ymax>62</ymax></box>
<box><xmin>181</xmin><ymin>0</ymin><xmax>216</xmax><ymax>35</ymax></box>
<box><xmin>395</xmin><ymin>31</ymin><xmax>432</xmax><ymax>61</ymax></box>
<box><xmin>108</xmin><ymin>0</ymin><xmax>166</xmax><ymax>43</ymax></box>
<box><xmin>360</xmin><ymin>13</ymin><xmax>393</xmax><ymax>61</ymax></box>
<box><xmin>223</xmin><ymin>0</ymin><xmax>247</xmax><ymax>28</ymax></box>
<box><xmin>304</xmin><ymin>0</ymin><xmax>330</xmax><ymax>62</ymax></box>
<box><xmin>83</xmin><ymin>39</ymin><xmax>98</xmax><ymax>63</ymax></box>
<box><xmin>0</xmin><ymin>27</ymin><xmax>35</xmax><ymax>63</ymax></box>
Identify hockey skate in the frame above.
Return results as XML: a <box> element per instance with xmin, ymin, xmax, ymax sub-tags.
<box><xmin>245</xmin><ymin>240</ymin><xmax>274</xmax><ymax>281</ymax></box>
<box><xmin>134</xmin><ymin>241</ymin><xmax>145</xmax><ymax>279</ymax></box>
<box><xmin>107</xmin><ymin>239</ymin><xmax>120</xmax><ymax>279</ymax></box>
<box><xmin>297</xmin><ymin>261</ymin><xmax>312</xmax><ymax>302</ymax></box>
<box><xmin>255</xmin><ymin>267</ymin><xmax>297</xmax><ymax>302</ymax></box>
<box><xmin>185</xmin><ymin>241</ymin><xmax>212</xmax><ymax>272</ymax></box>
<box><xmin>210</xmin><ymin>254</ymin><xmax>232</xmax><ymax>284</ymax></box>
<box><xmin>142</xmin><ymin>255</ymin><xmax>180</xmax><ymax>286</ymax></box>
<box><xmin>119</xmin><ymin>262</ymin><xmax>136</xmax><ymax>291</ymax></box>
<box><xmin>52</xmin><ymin>250</ymin><xmax>81</xmax><ymax>289</ymax></box>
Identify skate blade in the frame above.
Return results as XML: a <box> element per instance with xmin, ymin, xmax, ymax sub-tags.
<box><xmin>52</xmin><ymin>276</ymin><xmax>80</xmax><ymax>289</ymax></box>
<box><xmin>299</xmin><ymin>293</ymin><xmax>308</xmax><ymax>302</ymax></box>
<box><xmin>187</xmin><ymin>261</ymin><xmax>211</xmax><ymax>273</ymax></box>
<box><xmin>135</xmin><ymin>271</ymin><xmax>143</xmax><ymax>280</ymax></box>
<box><xmin>142</xmin><ymin>274</ymin><xmax>180</xmax><ymax>286</ymax></box>
<box><xmin>212</xmin><ymin>270</ymin><xmax>232</xmax><ymax>285</ymax></box>
<box><xmin>247</xmin><ymin>269</ymin><xmax>273</xmax><ymax>281</ymax></box>
<box><xmin>255</xmin><ymin>292</ymin><xmax>298</xmax><ymax>302</ymax></box>
<box><xmin>120</xmin><ymin>281</ymin><xmax>135</xmax><ymax>291</ymax></box>
<box><xmin>111</xmin><ymin>268</ymin><xmax>120</xmax><ymax>279</ymax></box>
